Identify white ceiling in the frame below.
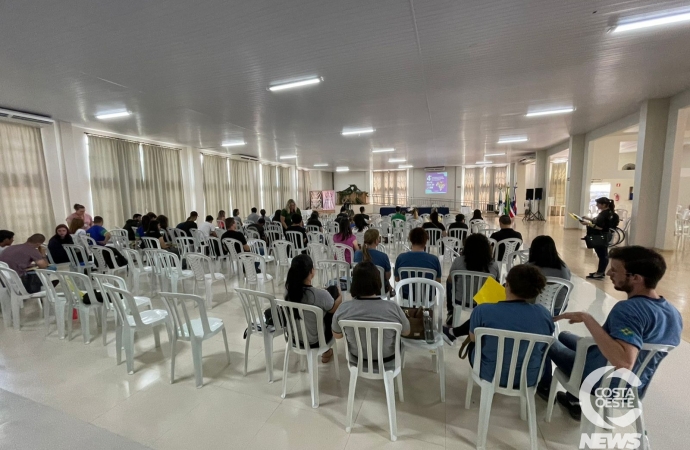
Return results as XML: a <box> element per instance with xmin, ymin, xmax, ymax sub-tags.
<box><xmin>2</xmin><ymin>0</ymin><xmax>690</xmax><ymax>170</ymax></box>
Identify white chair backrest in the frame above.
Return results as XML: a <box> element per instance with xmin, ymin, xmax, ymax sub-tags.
<box><xmin>441</xmin><ymin>237</ymin><xmax>462</xmax><ymax>261</ymax></box>
<box><xmin>307</xmin><ymin>243</ymin><xmax>330</xmax><ymax>265</ymax></box>
<box><xmin>316</xmin><ymin>260</ymin><xmax>351</xmax><ymax>291</ymax></box>
<box><xmin>286</xmin><ymin>231</ymin><xmax>306</xmax><ymax>250</ymax></box>
<box><xmin>332</xmin><ymin>243</ymin><xmax>354</xmax><ymax>264</ymax></box>
<box><xmin>175</xmin><ymin>236</ymin><xmax>197</xmax><ymax>258</ymax></box>
<box><xmin>354</xmin><ymin>232</ymin><xmax>365</xmax><ymax>244</ymax></box>
<box><xmin>272</xmin><ymin>240</ymin><xmax>293</xmax><ymax>266</ymax></box>
<box><xmin>469</xmin><ymin>219</ymin><xmax>485</xmax><ymax>234</ymax></box>
<box><xmin>238</xmin><ymin>253</ymin><xmax>266</xmax><ymax>284</ymax></box>
<box><xmin>307</xmin><ymin>231</ymin><xmax>324</xmax><ymax>244</ymax></box>
<box><xmin>393</xmin><ymin>278</ymin><xmax>444</xmax><ymax>328</ymax></box>
<box><xmin>55</xmin><ymin>271</ymin><xmax>98</xmax><ymax>307</ymax></box>
<box><xmin>221</xmin><ymin>238</ymin><xmax>243</xmax><ymax>262</ymax></box>
<box><xmin>91</xmin><ymin>273</ymin><xmax>129</xmax><ymax>311</ymax></box>
<box><xmin>266</xmin><ymin>230</ymin><xmax>283</xmax><ymax>248</ymax></box>
<box><xmin>339</xmin><ymin>320</ymin><xmax>402</xmax><ymax>375</ymax></box>
<box><xmin>375</xmin><ymin>265</ymin><xmax>388</xmax><ymax>297</ymax></box>
<box><xmin>235</xmin><ymin>287</ymin><xmax>284</xmax><ymax>335</ymax></box>
<box><xmin>535</xmin><ymin>277</ymin><xmax>574</xmax><ymax>315</ymax></box>
<box><xmin>90</xmin><ymin>246</ymin><xmax>117</xmax><ymax>273</ymax></box>
<box><xmin>504</xmin><ymin>249</ymin><xmax>530</xmax><ymax>272</ymax></box>
<box><xmin>449</xmin><ymin>270</ymin><xmax>494</xmax><ymax>311</ymax></box>
<box><xmin>245</xmin><ymin>229</ymin><xmax>260</xmax><ymax>241</ymax></box>
<box><xmin>109</xmin><ymin>228</ymin><xmax>128</xmax><ymax>237</ymax></box>
<box><xmin>472</xmin><ymin>327</ymin><xmax>555</xmax><ymax>394</ymax></box>
<box><xmin>34</xmin><ymin>268</ymin><xmax>60</xmax><ymax>301</ymax></box>
<box><xmin>248</xmin><ymin>239</ymin><xmax>269</xmax><ymax>258</ymax></box>
<box><xmin>425</xmin><ymin>228</ymin><xmax>442</xmax><ymax>247</ymax></box>
<box><xmin>275</xmin><ymin>299</ymin><xmax>328</xmax><ymax>350</ymax></box>
<box><xmin>63</xmin><ymin>244</ymin><xmax>91</xmax><ymax>273</ymax></box>
<box><xmin>160</xmin><ymin>292</ymin><xmax>213</xmax><ymax>339</ymax></box>
<box><xmin>326</xmin><ymin>222</ymin><xmax>340</xmax><ymax>234</ymax></box>
<box><xmin>306</xmin><ymin>225</ymin><xmax>320</xmax><ymax>233</ymax></box>
<box><xmin>157</xmin><ymin>251</ymin><xmax>184</xmax><ymax>278</ymax></box>
<box><xmin>397</xmin><ymin>267</ymin><xmax>437</xmax><ymax>282</ymax></box>
<box><xmin>494</xmin><ymin>238</ymin><xmax>523</xmax><ymax>263</ymax></box>
<box><xmin>101</xmin><ymin>283</ymin><xmax>149</xmax><ymax>328</ymax></box>
<box><xmin>123</xmin><ymin>248</ymin><xmax>148</xmax><ymax>270</ymax></box>
<box><xmin>143</xmin><ymin>248</ymin><xmax>164</xmax><ymax>274</ymax></box>
<box><xmin>448</xmin><ymin>227</ymin><xmax>468</xmax><ymax>243</ymax></box>
<box><xmin>141</xmin><ymin>236</ymin><xmax>162</xmax><ymax>249</ymax></box>
<box><xmin>109</xmin><ymin>235</ymin><xmax>129</xmax><ymax>251</ymax></box>
<box><xmin>0</xmin><ymin>267</ymin><xmax>29</xmax><ymax>297</ymax></box>
<box><xmin>185</xmin><ymin>253</ymin><xmax>213</xmax><ymax>281</ymax></box>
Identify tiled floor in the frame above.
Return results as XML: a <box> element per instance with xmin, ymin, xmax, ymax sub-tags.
<box><xmin>0</xmin><ymin>217</ymin><xmax>688</xmax><ymax>449</ymax></box>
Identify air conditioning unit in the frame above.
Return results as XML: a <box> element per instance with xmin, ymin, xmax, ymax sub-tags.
<box><xmin>425</xmin><ymin>166</ymin><xmax>445</xmax><ymax>172</ymax></box>
<box><xmin>0</xmin><ymin>107</ymin><xmax>54</xmax><ymax>126</ymax></box>
<box><xmin>519</xmin><ymin>154</ymin><xmax>536</xmax><ymax>164</ymax></box>
<box><xmin>237</xmin><ymin>154</ymin><xmax>259</xmax><ymax>161</ymax></box>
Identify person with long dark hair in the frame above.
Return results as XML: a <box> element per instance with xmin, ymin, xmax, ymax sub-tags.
<box><xmin>285</xmin><ymin>254</ymin><xmax>342</xmax><ymax>363</ymax></box>
<box><xmin>580</xmin><ymin>197</ymin><xmax>617</xmax><ymax>279</ymax></box>
<box><xmin>48</xmin><ymin>224</ymin><xmax>73</xmax><ymax>264</ymax></box>
<box><xmin>444</xmin><ymin>233</ymin><xmax>500</xmax><ymax>324</ymax></box>
<box><xmin>272</xmin><ymin>209</ymin><xmax>282</xmax><ymax>222</ymax></box>
<box><xmin>331</xmin><ymin>217</ymin><xmax>360</xmax><ymax>264</ymax></box>
<box><xmin>471</xmin><ymin>209</ymin><xmax>483</xmax><ymax>221</ymax></box>
<box><xmin>353</xmin><ymin>229</ymin><xmax>392</xmax><ymax>294</ymax></box>
<box><xmin>353</xmin><ymin>214</ymin><xmax>368</xmax><ymax>233</ymax></box>
<box><xmin>527</xmin><ymin>235</ymin><xmax>571</xmax><ymax>314</ymax></box>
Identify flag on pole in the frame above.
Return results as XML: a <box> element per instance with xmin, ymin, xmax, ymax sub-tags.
<box><xmin>497</xmin><ymin>187</ymin><xmax>504</xmax><ymax>213</ymax></box>
<box><xmin>504</xmin><ymin>188</ymin><xmax>510</xmax><ymax>216</ymax></box>
<box><xmin>510</xmin><ymin>185</ymin><xmax>517</xmax><ymax>218</ymax></box>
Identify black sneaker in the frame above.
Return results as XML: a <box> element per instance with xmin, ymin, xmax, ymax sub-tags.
<box><xmin>556</xmin><ymin>392</ymin><xmax>581</xmax><ymax>421</ymax></box>
<box><xmin>445</xmin><ymin>314</ymin><xmax>454</xmax><ymax>326</ymax></box>
<box><xmin>586</xmin><ymin>273</ymin><xmax>605</xmax><ymax>280</ymax></box>
<box><xmin>442</xmin><ymin>326</ymin><xmax>456</xmax><ymax>346</ymax></box>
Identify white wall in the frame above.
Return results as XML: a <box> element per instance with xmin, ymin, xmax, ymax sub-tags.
<box><xmin>333</xmin><ymin>171</ymin><xmax>370</xmax><ymax>193</ymax></box>
<box><xmin>678</xmin><ymin>145</ymin><xmax>690</xmax><ymax>207</ymax></box>
<box><xmin>590</xmin><ymin>135</ymin><xmax>637</xmax><ymax>181</ymax></box>
<box><xmin>310</xmin><ymin>170</ymin><xmax>334</xmax><ymax>191</ymax></box>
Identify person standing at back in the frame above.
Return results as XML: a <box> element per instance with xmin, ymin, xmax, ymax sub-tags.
<box><xmin>580</xmin><ymin>197</ymin><xmax>617</xmax><ymax>280</ymax></box>
<box><xmin>489</xmin><ymin>215</ymin><xmax>522</xmax><ymax>261</ymax></box>
<box><xmin>66</xmin><ymin>203</ymin><xmax>93</xmax><ymax>230</ymax></box>
<box><xmin>247</xmin><ymin>207</ymin><xmax>261</xmax><ymax>223</ymax></box>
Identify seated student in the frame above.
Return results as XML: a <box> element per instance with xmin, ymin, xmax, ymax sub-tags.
<box><xmin>123</xmin><ymin>214</ymin><xmax>142</xmax><ymax>241</ymax></box>
<box><xmin>470</xmin><ymin>209</ymin><xmax>484</xmax><ymax>222</ymax></box>
<box><xmin>465</xmin><ymin>265</ymin><xmax>554</xmax><ymax>388</ymax></box>
<box><xmin>86</xmin><ymin>216</ymin><xmax>111</xmax><ymax>245</ymax></box>
<box><xmin>447</xmin><ymin>214</ymin><xmax>469</xmax><ymax>232</ymax></box>
<box><xmin>489</xmin><ymin>215</ymin><xmax>523</xmax><ymax>261</ymax></box>
<box><xmin>332</xmin><ymin>261</ymin><xmax>410</xmax><ymax>364</ymax></box>
<box><xmin>198</xmin><ymin>215</ymin><xmax>218</xmax><ymax>238</ymax></box>
<box><xmin>358</xmin><ymin>206</ymin><xmax>370</xmax><ymax>222</ymax></box>
<box><xmin>272</xmin><ymin>209</ymin><xmax>282</xmax><ymax>223</ymax></box>
<box><xmin>68</xmin><ymin>218</ymin><xmax>87</xmax><ymax>238</ymax></box>
<box><xmin>0</xmin><ymin>229</ymin><xmax>15</xmax><ymax>255</ymax></box>
<box><xmin>259</xmin><ymin>209</ymin><xmax>270</xmax><ymax>222</ymax></box>
<box><xmin>285</xmin><ymin>254</ymin><xmax>342</xmax><ymax>363</ymax></box>
<box><xmin>526</xmin><ymin>235</ymin><xmax>571</xmax><ymax>315</ymax></box>
<box><xmin>394</xmin><ymin>228</ymin><xmax>443</xmax><ymax>298</ymax></box>
<box><xmin>353</xmin><ymin>229</ymin><xmax>392</xmax><ymax>294</ymax></box>
<box><xmin>221</xmin><ymin>218</ymin><xmax>250</xmax><ymax>254</ymax></box>
<box><xmin>48</xmin><ymin>224</ymin><xmax>73</xmax><ymax>264</ymax></box>
<box><xmin>306</xmin><ymin>211</ymin><xmax>323</xmax><ymax>231</ymax></box>
<box><xmin>331</xmin><ymin>217</ymin><xmax>359</xmax><ymax>263</ymax></box>
<box><xmin>232</xmin><ymin>209</ymin><xmax>244</xmax><ymax>228</ymax></box>
<box><xmin>176</xmin><ymin>211</ymin><xmax>199</xmax><ymax>237</ymax></box>
<box><xmin>247</xmin><ymin>207</ymin><xmax>261</xmax><ymax>223</ymax></box>
<box><xmin>537</xmin><ymin>246</ymin><xmax>683</xmax><ymax>420</ymax></box>
<box><xmin>216</xmin><ymin>210</ymin><xmax>226</xmax><ymax>229</ymax></box>
<box><xmin>352</xmin><ymin>214</ymin><xmax>368</xmax><ymax>233</ymax></box>
<box><xmin>391</xmin><ymin>206</ymin><xmax>406</xmax><ymax>223</ymax></box>
<box><xmin>444</xmin><ymin>233</ymin><xmax>500</xmax><ymax>327</ymax></box>
<box><xmin>285</xmin><ymin>213</ymin><xmax>308</xmax><ymax>246</ymax></box>
<box><xmin>248</xmin><ymin>218</ymin><xmax>267</xmax><ymax>242</ymax></box>
<box><xmin>0</xmin><ymin>234</ymin><xmax>49</xmax><ymax>293</ymax></box>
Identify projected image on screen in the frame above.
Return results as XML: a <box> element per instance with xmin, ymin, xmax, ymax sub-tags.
<box><xmin>425</xmin><ymin>172</ymin><xmax>448</xmax><ymax>194</ymax></box>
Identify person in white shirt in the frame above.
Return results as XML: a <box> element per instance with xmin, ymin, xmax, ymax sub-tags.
<box><xmin>198</xmin><ymin>215</ymin><xmax>217</xmax><ymax>238</ymax></box>
<box><xmin>247</xmin><ymin>207</ymin><xmax>261</xmax><ymax>223</ymax></box>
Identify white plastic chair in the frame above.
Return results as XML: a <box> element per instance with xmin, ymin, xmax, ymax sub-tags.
<box><xmin>340</xmin><ymin>320</ymin><xmax>404</xmax><ymax>441</ymax></box>
<box><xmin>141</xmin><ymin>236</ymin><xmax>162</xmax><ymax>249</ymax></box>
<box><xmin>91</xmin><ymin>246</ymin><xmax>128</xmax><ymax>277</ymax></box>
<box><xmin>0</xmin><ymin>267</ymin><xmax>49</xmax><ymax>331</ymax></box>
<box><xmin>185</xmin><ymin>253</ymin><xmax>229</xmax><ymax>309</ymax></box>
<box><xmin>545</xmin><ymin>338</ymin><xmax>674</xmax><ymax>450</ymax></box>
<box><xmin>504</xmin><ymin>249</ymin><xmax>529</xmax><ymax>273</ymax></box>
<box><xmin>249</xmin><ymin>239</ymin><xmax>274</xmax><ymax>264</ymax></box>
<box><xmin>174</xmin><ymin>236</ymin><xmax>197</xmax><ymax>260</ymax></box>
<box><xmin>332</xmin><ymin>242</ymin><xmax>354</xmax><ymax>265</ymax></box>
<box><xmin>448</xmin><ymin>227</ymin><xmax>468</xmax><ymax>244</ymax></box>
<box><xmin>123</xmin><ymin>248</ymin><xmax>154</xmax><ymax>296</ymax></box>
<box><xmin>34</xmin><ymin>269</ymin><xmax>68</xmax><ymax>338</ymax></box>
<box><xmin>286</xmin><ymin>231</ymin><xmax>307</xmax><ymax>257</ymax></box>
<box><xmin>91</xmin><ymin>273</ymin><xmax>153</xmax><ymax>345</ymax></box>
<box><xmin>397</xmin><ymin>267</ymin><xmax>437</xmax><ymax>286</ymax></box>
<box><xmin>425</xmin><ymin>228</ymin><xmax>442</xmax><ymax>254</ymax></box>
<box><xmin>469</xmin><ymin>219</ymin><xmax>486</xmax><ymax>234</ymax></box>
<box><xmin>109</xmin><ymin>235</ymin><xmax>130</xmax><ymax>252</ymax></box>
<box><xmin>53</xmin><ymin>271</ymin><xmax>104</xmax><ymax>344</ymax></box>
<box><xmin>307</xmin><ymin>231</ymin><xmax>325</xmax><ymax>244</ymax></box>
<box><xmin>494</xmin><ymin>238</ymin><xmax>523</xmax><ymax>281</ymax></box>
<box><xmin>375</xmin><ymin>265</ymin><xmax>389</xmax><ymax>299</ymax></box>
<box><xmin>101</xmin><ymin>283</ymin><xmax>172</xmax><ymax>374</ymax></box>
<box><xmin>161</xmin><ymin>292</ymin><xmax>230</xmax><ymax>388</ymax></box>
<box><xmin>466</xmin><ymin>327</ymin><xmax>555</xmax><ymax>450</ymax></box>
<box><xmin>316</xmin><ymin>260</ymin><xmax>351</xmax><ymax>293</ymax></box>
<box><xmin>535</xmin><ymin>277</ymin><xmax>574</xmax><ymax>317</ymax></box>
<box><xmin>306</xmin><ymin>225</ymin><xmax>320</xmax><ymax>233</ymax></box>
<box><xmin>326</xmin><ymin>222</ymin><xmax>340</xmax><ymax>234</ymax></box>
<box><xmin>235</xmin><ymin>288</ymin><xmax>286</xmax><ymax>382</ymax></box>
<box><xmin>440</xmin><ymin>237</ymin><xmax>462</xmax><ymax>263</ymax></box>
<box><xmin>275</xmin><ymin>299</ymin><xmax>340</xmax><ymax>408</ymax></box>
<box><xmin>63</xmin><ymin>244</ymin><xmax>96</xmax><ymax>275</ymax></box>
<box><xmin>449</xmin><ymin>270</ymin><xmax>495</xmax><ymax>328</ymax></box>
<box><xmin>394</xmin><ymin>278</ymin><xmax>446</xmax><ymax>402</ymax></box>
<box><xmin>245</xmin><ymin>228</ymin><xmax>260</xmax><ymax>241</ymax></box>
<box><xmin>109</xmin><ymin>228</ymin><xmax>128</xmax><ymax>238</ymax></box>
<box><xmin>272</xmin><ymin>240</ymin><xmax>293</xmax><ymax>282</ymax></box>
<box><xmin>157</xmin><ymin>251</ymin><xmax>194</xmax><ymax>293</ymax></box>
<box><xmin>221</xmin><ymin>237</ymin><xmax>243</xmax><ymax>277</ymax></box>
<box><xmin>237</xmin><ymin>253</ymin><xmax>275</xmax><ymax>293</ymax></box>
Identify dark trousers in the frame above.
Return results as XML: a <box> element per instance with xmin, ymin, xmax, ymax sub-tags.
<box><xmin>21</xmin><ymin>273</ymin><xmax>43</xmax><ymax>294</ymax></box>
<box><xmin>594</xmin><ymin>246</ymin><xmax>609</xmax><ymax>274</ymax></box>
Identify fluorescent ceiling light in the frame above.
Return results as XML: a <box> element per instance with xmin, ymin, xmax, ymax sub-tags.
<box><xmin>612</xmin><ymin>11</ymin><xmax>690</xmax><ymax>33</ymax></box>
<box><xmin>336</xmin><ymin>166</ymin><xmax>349</xmax><ymax>172</ymax></box>
<box><xmin>268</xmin><ymin>77</ymin><xmax>322</xmax><ymax>91</ymax></box>
<box><xmin>222</xmin><ymin>140</ymin><xmax>246</xmax><ymax>147</ymax></box>
<box><xmin>475</xmin><ymin>160</ymin><xmax>492</xmax><ymax>164</ymax></box>
<box><xmin>313</xmin><ymin>163</ymin><xmax>329</xmax><ymax>167</ymax></box>
<box><xmin>372</xmin><ymin>148</ymin><xmax>395</xmax><ymax>153</ymax></box>
<box><xmin>498</xmin><ymin>137</ymin><xmax>528</xmax><ymax>144</ymax></box>
<box><xmin>279</xmin><ymin>155</ymin><xmax>297</xmax><ymax>159</ymax></box>
<box><xmin>96</xmin><ymin>110</ymin><xmax>131</xmax><ymax>120</ymax></box>
<box><xmin>341</xmin><ymin>127</ymin><xmax>375</xmax><ymax>136</ymax></box>
<box><xmin>388</xmin><ymin>158</ymin><xmax>406</xmax><ymax>163</ymax></box>
<box><xmin>399</xmin><ymin>165</ymin><xmax>413</xmax><ymax>169</ymax></box>
<box><xmin>484</xmin><ymin>152</ymin><xmax>506</xmax><ymax>157</ymax></box>
<box><xmin>526</xmin><ymin>107</ymin><xmax>575</xmax><ymax>117</ymax></box>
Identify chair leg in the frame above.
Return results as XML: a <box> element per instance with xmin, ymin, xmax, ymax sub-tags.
<box><xmin>438</xmin><ymin>345</ymin><xmax>446</xmax><ymax>403</ymax></box>
<box><xmin>81</xmin><ymin>308</ymin><xmax>91</xmax><ymax>344</ymax></box>
<box><xmin>396</xmin><ymin>372</ymin><xmax>404</xmax><ymax>402</ymax></box>
<box><xmin>525</xmin><ymin>390</ymin><xmax>538</xmax><ymax>450</ymax></box>
<box><xmin>102</xmin><ymin>308</ymin><xmax>108</xmax><ymax>346</ymax></box>
<box><xmin>222</xmin><ymin>327</ymin><xmax>231</xmax><ymax>364</ymax></box>
<box><xmin>191</xmin><ymin>339</ymin><xmax>204</xmax><ymax>388</ymax></box>
<box><xmin>115</xmin><ymin>324</ymin><xmax>123</xmax><ymax>365</ymax></box>
<box><xmin>281</xmin><ymin>343</ymin><xmax>290</xmax><ymax>399</ymax></box>
<box><xmin>43</xmin><ymin>299</ymin><xmax>51</xmax><ymax>334</ymax></box>
<box><xmin>55</xmin><ymin>301</ymin><xmax>66</xmax><ymax>339</ymax></box>
<box><xmin>636</xmin><ymin>405</ymin><xmax>649</xmax><ymax>450</ymax></box>
<box><xmin>153</xmin><ymin>325</ymin><xmax>161</xmax><ymax>349</ymax></box>
<box><xmin>12</xmin><ymin>296</ymin><xmax>21</xmax><ymax>330</ymax></box>
<box><xmin>476</xmin><ymin>385</ymin><xmax>495</xmax><ymax>450</ymax></box>
<box><xmin>170</xmin><ymin>335</ymin><xmax>177</xmax><ymax>384</ymax></box>
<box><xmin>204</xmin><ymin>279</ymin><xmax>212</xmax><ymax>309</ymax></box>
<box><xmin>244</xmin><ymin>331</ymin><xmax>251</xmax><ymax>376</ymax></box>
<box><xmin>545</xmin><ymin>375</ymin><xmax>559</xmax><ymax>422</ymax></box>
<box><xmin>264</xmin><ymin>333</ymin><xmax>274</xmax><ymax>383</ymax></box>
<box><xmin>308</xmin><ymin>351</ymin><xmax>319</xmax><ymax>408</ymax></box>
<box><xmin>124</xmin><ymin>328</ymin><xmax>135</xmax><ymax>374</ymax></box>
<box><xmin>332</xmin><ymin>340</ymin><xmax>340</xmax><ymax>381</ymax></box>
<box><xmin>383</xmin><ymin>371</ymin><xmax>398</xmax><ymax>441</ymax></box>
<box><xmin>465</xmin><ymin>370</ymin><xmax>474</xmax><ymax>409</ymax></box>
<box><xmin>346</xmin><ymin>367</ymin><xmax>358</xmax><ymax>432</ymax></box>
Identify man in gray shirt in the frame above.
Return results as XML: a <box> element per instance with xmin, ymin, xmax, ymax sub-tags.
<box><xmin>333</xmin><ymin>262</ymin><xmax>410</xmax><ymax>364</ymax></box>
<box><xmin>247</xmin><ymin>207</ymin><xmax>261</xmax><ymax>223</ymax></box>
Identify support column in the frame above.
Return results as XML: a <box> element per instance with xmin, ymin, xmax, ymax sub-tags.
<box><xmin>565</xmin><ymin>134</ymin><xmax>585</xmax><ymax>228</ymax></box>
<box><xmin>630</xmin><ymin>99</ymin><xmax>671</xmax><ymax>247</ymax></box>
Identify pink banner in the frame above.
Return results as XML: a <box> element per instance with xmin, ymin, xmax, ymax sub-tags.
<box><xmin>322</xmin><ymin>190</ymin><xmax>336</xmax><ymax>210</ymax></box>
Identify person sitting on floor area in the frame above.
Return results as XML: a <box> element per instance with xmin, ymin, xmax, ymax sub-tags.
<box><xmin>537</xmin><ymin>246</ymin><xmax>683</xmax><ymax>420</ymax></box>
<box><xmin>247</xmin><ymin>207</ymin><xmax>260</xmax><ymax>223</ymax></box>
<box><xmin>0</xmin><ymin>229</ymin><xmax>14</xmax><ymax>255</ymax></box>
<box><xmin>490</xmin><ymin>215</ymin><xmax>523</xmax><ymax>261</ymax></box>
<box><xmin>0</xmin><ymin>233</ymin><xmax>49</xmax><ymax>293</ymax></box>
<box><xmin>285</xmin><ymin>253</ymin><xmax>342</xmax><ymax>363</ymax></box>
<box><xmin>332</xmin><ymin>261</ymin><xmax>410</xmax><ymax>364</ymax></box>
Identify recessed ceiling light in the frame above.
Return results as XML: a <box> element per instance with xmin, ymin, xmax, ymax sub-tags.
<box><xmin>96</xmin><ymin>110</ymin><xmax>131</xmax><ymax>120</ymax></box>
<box><xmin>399</xmin><ymin>165</ymin><xmax>413</xmax><ymax>169</ymax></box>
<box><xmin>313</xmin><ymin>163</ymin><xmax>329</xmax><ymax>167</ymax></box>
<box><xmin>476</xmin><ymin>160</ymin><xmax>492</xmax><ymax>164</ymax></box>
<box><xmin>498</xmin><ymin>137</ymin><xmax>528</xmax><ymax>144</ymax></box>
<box><xmin>222</xmin><ymin>140</ymin><xmax>246</xmax><ymax>147</ymax></box>
<box><xmin>525</xmin><ymin>107</ymin><xmax>575</xmax><ymax>117</ymax></box>
<box><xmin>372</xmin><ymin>148</ymin><xmax>395</xmax><ymax>153</ymax></box>
<box><xmin>341</xmin><ymin>127</ymin><xmax>375</xmax><ymax>136</ymax></box>
<box><xmin>484</xmin><ymin>152</ymin><xmax>506</xmax><ymax>157</ymax></box>
<box><xmin>268</xmin><ymin>77</ymin><xmax>322</xmax><ymax>92</ymax></box>
<box><xmin>388</xmin><ymin>158</ymin><xmax>406</xmax><ymax>163</ymax></box>
<box><xmin>611</xmin><ymin>11</ymin><xmax>690</xmax><ymax>33</ymax></box>
<box><xmin>279</xmin><ymin>155</ymin><xmax>297</xmax><ymax>159</ymax></box>
<box><xmin>336</xmin><ymin>166</ymin><xmax>349</xmax><ymax>172</ymax></box>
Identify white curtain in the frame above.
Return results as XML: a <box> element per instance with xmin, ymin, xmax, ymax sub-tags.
<box><xmin>276</xmin><ymin>166</ymin><xmax>292</xmax><ymax>210</ymax></box>
<box><xmin>297</xmin><ymin>169</ymin><xmax>311</xmax><ymax>210</ymax></box>
<box><xmin>141</xmin><ymin>144</ymin><xmax>186</xmax><ymax>222</ymax></box>
<box><xmin>372</xmin><ymin>170</ymin><xmax>407</xmax><ymax>205</ymax></box>
<box><xmin>261</xmin><ymin>164</ymin><xmax>278</xmax><ymax>214</ymax></box>
<box><xmin>463</xmin><ymin>168</ymin><xmax>476</xmax><ymax>206</ymax></box>
<box><xmin>230</xmin><ymin>159</ymin><xmax>259</xmax><ymax>217</ymax></box>
<box><xmin>202</xmin><ymin>154</ymin><xmax>231</xmax><ymax>217</ymax></box>
<box><xmin>0</xmin><ymin>122</ymin><xmax>54</xmax><ymax>241</ymax></box>
<box><xmin>492</xmin><ymin>166</ymin><xmax>507</xmax><ymax>208</ymax></box>
<box><xmin>549</xmin><ymin>162</ymin><xmax>568</xmax><ymax>215</ymax></box>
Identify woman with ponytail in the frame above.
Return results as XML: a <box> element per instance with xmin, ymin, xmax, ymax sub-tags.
<box><xmin>353</xmin><ymin>229</ymin><xmax>392</xmax><ymax>294</ymax></box>
<box><xmin>285</xmin><ymin>254</ymin><xmax>342</xmax><ymax>363</ymax></box>
<box><xmin>580</xmin><ymin>197</ymin><xmax>617</xmax><ymax>279</ymax></box>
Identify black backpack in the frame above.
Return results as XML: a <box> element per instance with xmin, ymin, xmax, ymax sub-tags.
<box><xmin>609</xmin><ymin>211</ymin><xmax>620</xmax><ymax>229</ymax></box>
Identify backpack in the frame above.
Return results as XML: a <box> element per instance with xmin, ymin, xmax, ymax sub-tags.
<box><xmin>609</xmin><ymin>211</ymin><xmax>620</xmax><ymax>229</ymax></box>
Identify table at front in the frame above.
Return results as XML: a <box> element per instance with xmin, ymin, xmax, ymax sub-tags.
<box><xmin>378</xmin><ymin>206</ymin><xmax>450</xmax><ymax>216</ymax></box>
